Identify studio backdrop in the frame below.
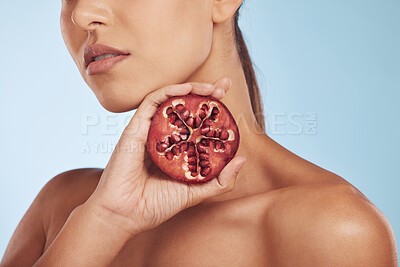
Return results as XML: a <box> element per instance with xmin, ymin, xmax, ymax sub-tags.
<box><xmin>0</xmin><ymin>0</ymin><xmax>399</xmax><ymax>256</ymax></box>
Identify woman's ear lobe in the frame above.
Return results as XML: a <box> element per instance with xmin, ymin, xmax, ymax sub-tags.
<box><xmin>212</xmin><ymin>0</ymin><xmax>243</xmax><ymax>24</ymax></box>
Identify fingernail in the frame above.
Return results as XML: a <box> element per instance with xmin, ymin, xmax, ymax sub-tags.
<box><xmin>235</xmin><ymin>157</ymin><xmax>246</xmax><ymax>173</ymax></box>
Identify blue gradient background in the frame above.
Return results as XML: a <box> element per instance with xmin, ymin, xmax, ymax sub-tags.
<box><xmin>1</xmin><ymin>0</ymin><xmax>399</xmax><ymax>257</ymax></box>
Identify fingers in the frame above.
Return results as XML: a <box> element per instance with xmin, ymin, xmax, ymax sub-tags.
<box><xmin>134</xmin><ymin>83</ymin><xmax>192</xmax><ymax>122</ymax></box>
<box><xmin>217</xmin><ymin>156</ymin><xmax>246</xmax><ymax>187</ymax></box>
<box><xmin>134</xmin><ymin>76</ymin><xmax>232</xmax><ymax>122</ymax></box>
<box><xmin>213</xmin><ymin>77</ymin><xmax>233</xmax><ymax>98</ymax></box>
<box><xmin>190</xmin><ymin>76</ymin><xmax>232</xmax><ymax>99</ymax></box>
<box><xmin>186</xmin><ymin>156</ymin><xmax>246</xmax><ymax>206</ymax></box>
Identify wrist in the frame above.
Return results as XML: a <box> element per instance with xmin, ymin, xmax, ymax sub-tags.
<box><xmin>82</xmin><ymin>196</ymin><xmax>141</xmax><ymax>239</ymax></box>
<box><xmin>35</xmin><ymin>200</ymin><xmax>135</xmax><ymax>266</ymax></box>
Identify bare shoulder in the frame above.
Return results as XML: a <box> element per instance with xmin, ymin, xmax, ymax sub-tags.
<box><xmin>40</xmin><ymin>168</ymin><xmax>103</xmax><ymax>245</ymax></box>
<box><xmin>40</xmin><ymin>168</ymin><xmax>103</xmax><ymax>216</ymax></box>
<box><xmin>264</xmin><ymin>181</ymin><xmax>398</xmax><ymax>266</ymax></box>
<box><xmin>1</xmin><ymin>168</ymin><xmax>102</xmax><ymax>267</ymax></box>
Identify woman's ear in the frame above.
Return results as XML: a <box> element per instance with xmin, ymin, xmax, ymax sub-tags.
<box><xmin>212</xmin><ymin>0</ymin><xmax>243</xmax><ymax>24</ymax></box>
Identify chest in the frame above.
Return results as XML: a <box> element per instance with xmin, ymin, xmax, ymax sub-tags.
<box><xmin>110</xmin><ymin>213</ymin><xmax>269</xmax><ymax>266</ymax></box>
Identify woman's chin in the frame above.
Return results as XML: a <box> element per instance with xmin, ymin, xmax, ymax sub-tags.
<box><xmin>97</xmin><ymin>96</ymin><xmax>141</xmax><ymax>113</ymax></box>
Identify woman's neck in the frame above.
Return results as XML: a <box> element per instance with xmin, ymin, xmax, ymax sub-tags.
<box><xmin>183</xmin><ymin>22</ymin><xmax>340</xmax><ymax>203</ymax></box>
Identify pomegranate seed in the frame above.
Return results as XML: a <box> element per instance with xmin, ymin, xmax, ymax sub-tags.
<box><xmin>215</xmin><ymin>140</ymin><xmax>224</xmax><ymax>150</ymax></box>
<box><xmin>164</xmin><ymin>137</ymin><xmax>172</xmax><ymax>147</ymax></box>
<box><xmin>185</xmin><ymin>117</ymin><xmax>194</xmax><ymax>128</ymax></box>
<box><xmin>212</xmin><ymin>107</ymin><xmax>220</xmax><ymax>115</ymax></box>
<box><xmin>220</xmin><ymin>130</ymin><xmax>229</xmax><ymax>140</ymax></box>
<box><xmin>166</xmin><ymin>107</ymin><xmax>174</xmax><ymax>115</ymax></box>
<box><xmin>202</xmin><ymin>104</ymin><xmax>209</xmax><ymax>111</ymax></box>
<box><xmin>199</xmin><ymin>160</ymin><xmax>210</xmax><ymax>167</ymax></box>
<box><xmin>188</xmin><ymin>156</ymin><xmax>197</xmax><ymax>164</ymax></box>
<box><xmin>168</xmin><ymin>114</ymin><xmax>177</xmax><ymax>124</ymax></box>
<box><xmin>199</xmin><ymin>153</ymin><xmax>210</xmax><ymax>160</ymax></box>
<box><xmin>194</xmin><ymin>116</ymin><xmax>202</xmax><ymax>128</ymax></box>
<box><xmin>206</xmin><ymin>130</ymin><xmax>214</xmax><ymax>137</ymax></box>
<box><xmin>156</xmin><ymin>143</ymin><xmax>163</xmax><ymax>153</ymax></box>
<box><xmin>203</xmin><ymin>118</ymin><xmax>213</xmax><ymax>127</ymax></box>
<box><xmin>200</xmin><ymin>139</ymin><xmax>210</xmax><ymax>146</ymax></box>
<box><xmin>199</xmin><ymin>109</ymin><xmax>206</xmax><ymax>119</ymax></box>
<box><xmin>200</xmin><ymin>167</ymin><xmax>211</xmax><ymax>177</ymax></box>
<box><xmin>209</xmin><ymin>140</ymin><xmax>215</xmax><ymax>149</ymax></box>
<box><xmin>191</xmin><ymin>172</ymin><xmax>198</xmax><ymax>177</ymax></box>
<box><xmin>179</xmin><ymin>142</ymin><xmax>188</xmax><ymax>152</ymax></box>
<box><xmin>156</xmin><ymin>143</ymin><xmax>169</xmax><ymax>153</ymax></box>
<box><xmin>171</xmin><ymin>134</ymin><xmax>181</xmax><ymax>143</ymax></box>
<box><xmin>174</xmin><ymin>120</ymin><xmax>183</xmax><ymax>128</ymax></box>
<box><xmin>180</xmin><ymin>128</ymin><xmax>190</xmax><ymax>135</ymax></box>
<box><xmin>181</xmin><ymin>110</ymin><xmax>190</xmax><ymax>120</ymax></box>
<box><xmin>197</xmin><ymin>143</ymin><xmax>206</xmax><ymax>153</ymax></box>
<box><xmin>214</xmin><ymin>129</ymin><xmax>221</xmax><ymax>138</ymax></box>
<box><xmin>171</xmin><ymin>146</ymin><xmax>180</xmax><ymax>156</ymax></box>
<box><xmin>187</xmin><ymin>145</ymin><xmax>196</xmax><ymax>156</ymax></box>
<box><xmin>175</xmin><ymin>104</ymin><xmax>185</xmax><ymax>112</ymax></box>
<box><xmin>165</xmin><ymin>152</ymin><xmax>174</xmax><ymax>160</ymax></box>
<box><xmin>188</xmin><ymin>165</ymin><xmax>197</xmax><ymax>172</ymax></box>
<box><xmin>200</xmin><ymin>126</ymin><xmax>209</xmax><ymax>135</ymax></box>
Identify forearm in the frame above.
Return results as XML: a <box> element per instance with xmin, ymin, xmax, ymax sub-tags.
<box><xmin>33</xmin><ymin>202</ymin><xmax>133</xmax><ymax>267</ymax></box>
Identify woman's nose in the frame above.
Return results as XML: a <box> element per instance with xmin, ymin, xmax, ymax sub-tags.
<box><xmin>71</xmin><ymin>0</ymin><xmax>112</xmax><ymax>31</ymax></box>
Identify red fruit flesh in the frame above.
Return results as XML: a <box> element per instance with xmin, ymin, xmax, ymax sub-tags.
<box><xmin>147</xmin><ymin>94</ymin><xmax>240</xmax><ymax>183</ymax></box>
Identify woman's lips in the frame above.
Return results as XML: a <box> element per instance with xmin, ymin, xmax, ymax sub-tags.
<box><xmin>84</xmin><ymin>43</ymin><xmax>130</xmax><ymax>75</ymax></box>
<box><xmin>86</xmin><ymin>54</ymin><xmax>130</xmax><ymax>75</ymax></box>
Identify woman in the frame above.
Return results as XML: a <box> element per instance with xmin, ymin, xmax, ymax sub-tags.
<box><xmin>1</xmin><ymin>0</ymin><xmax>397</xmax><ymax>266</ymax></box>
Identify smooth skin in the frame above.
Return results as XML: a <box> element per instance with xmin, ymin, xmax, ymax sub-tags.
<box><xmin>1</xmin><ymin>0</ymin><xmax>398</xmax><ymax>266</ymax></box>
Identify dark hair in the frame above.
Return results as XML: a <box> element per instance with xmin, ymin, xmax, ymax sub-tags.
<box><xmin>234</xmin><ymin>5</ymin><xmax>266</xmax><ymax>131</ymax></box>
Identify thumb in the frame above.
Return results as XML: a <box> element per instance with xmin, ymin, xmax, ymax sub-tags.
<box><xmin>213</xmin><ymin>77</ymin><xmax>232</xmax><ymax>97</ymax></box>
<box><xmin>217</xmin><ymin>156</ymin><xmax>246</xmax><ymax>189</ymax></box>
<box><xmin>187</xmin><ymin>156</ymin><xmax>246</xmax><ymax>206</ymax></box>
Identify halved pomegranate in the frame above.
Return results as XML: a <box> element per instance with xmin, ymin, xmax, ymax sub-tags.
<box><xmin>147</xmin><ymin>94</ymin><xmax>240</xmax><ymax>183</ymax></box>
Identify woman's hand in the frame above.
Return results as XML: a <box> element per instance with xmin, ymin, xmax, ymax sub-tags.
<box><xmin>86</xmin><ymin>77</ymin><xmax>246</xmax><ymax>237</ymax></box>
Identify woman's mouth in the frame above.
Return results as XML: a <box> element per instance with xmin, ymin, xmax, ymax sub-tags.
<box><xmin>93</xmin><ymin>53</ymin><xmax>121</xmax><ymax>61</ymax></box>
<box><xmin>84</xmin><ymin>44</ymin><xmax>130</xmax><ymax>75</ymax></box>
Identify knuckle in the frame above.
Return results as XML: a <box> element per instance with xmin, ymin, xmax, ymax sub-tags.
<box><xmin>148</xmin><ymin>94</ymin><xmax>160</xmax><ymax>107</ymax></box>
<box><xmin>221</xmin><ymin>176</ymin><xmax>236</xmax><ymax>192</ymax></box>
<box><xmin>215</xmin><ymin>177</ymin><xmax>228</xmax><ymax>191</ymax></box>
<box><xmin>162</xmin><ymin>83</ymin><xmax>179</xmax><ymax>93</ymax></box>
<box><xmin>225</xmin><ymin>182</ymin><xmax>235</xmax><ymax>192</ymax></box>
<box><xmin>144</xmin><ymin>91</ymin><xmax>158</xmax><ymax>105</ymax></box>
